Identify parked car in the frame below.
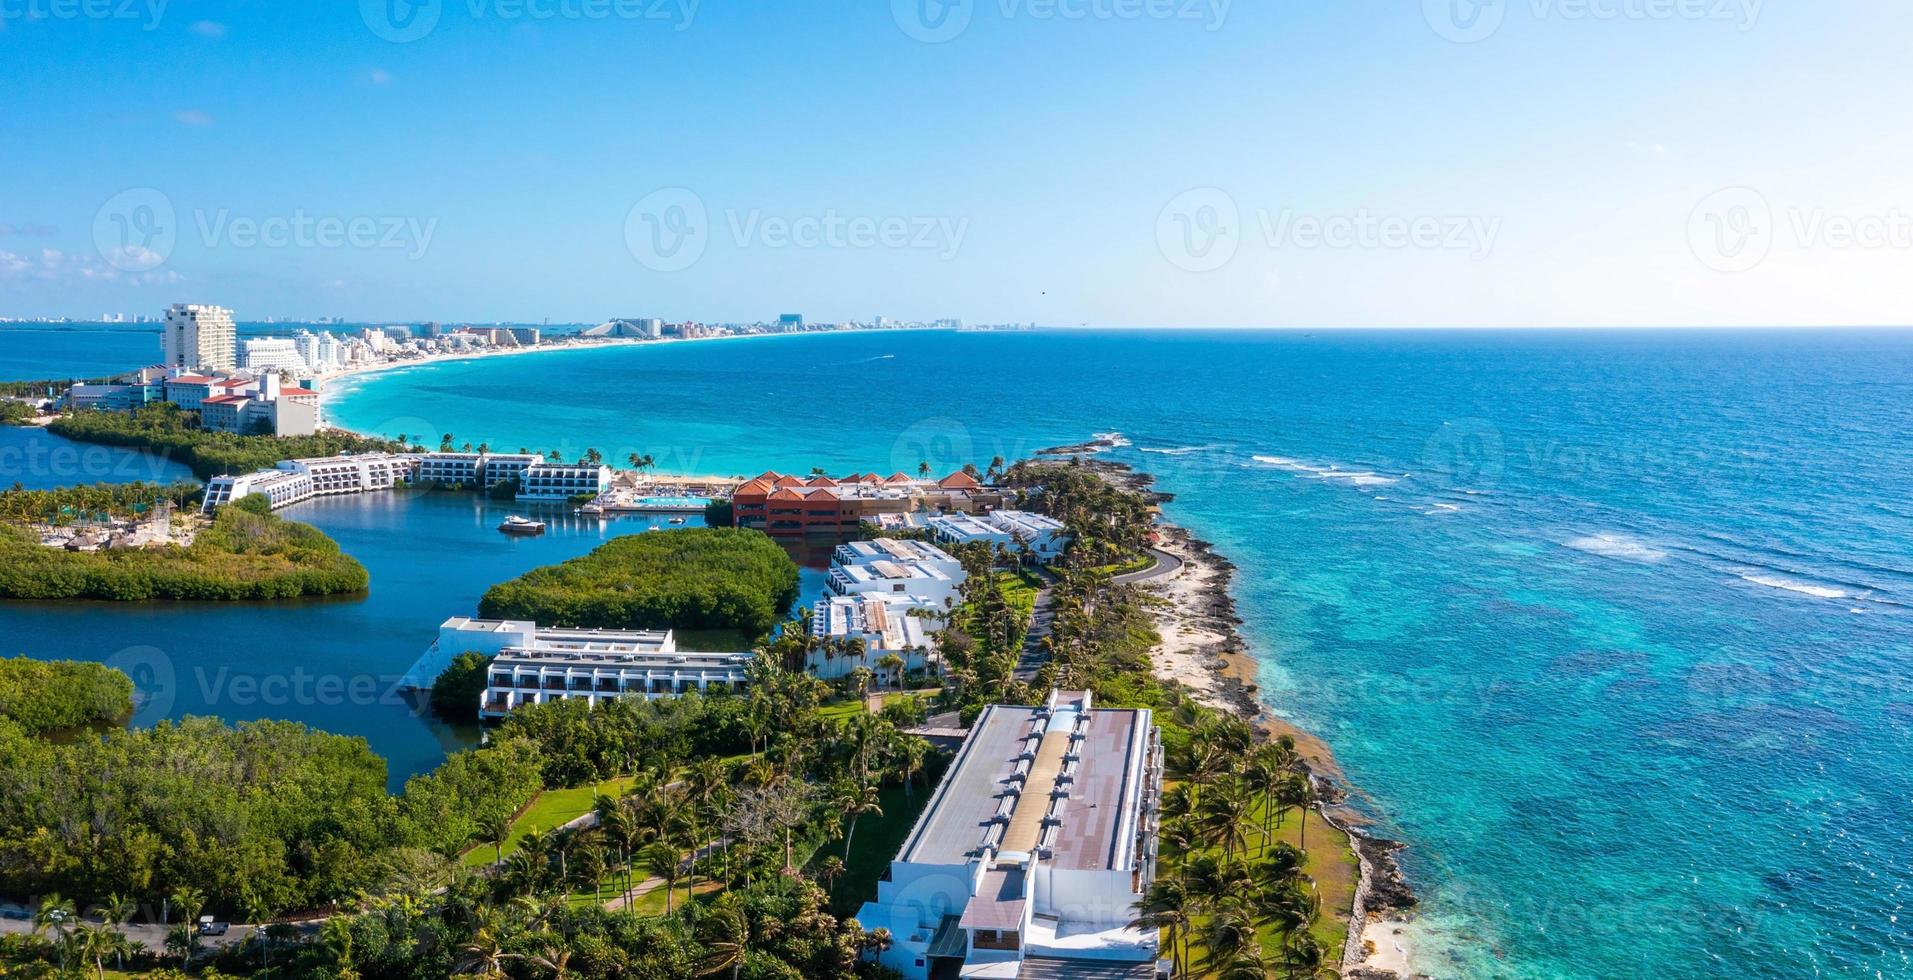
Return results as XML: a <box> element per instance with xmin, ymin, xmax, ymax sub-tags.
<box><xmin>197</xmin><ymin>916</ymin><xmax>229</xmax><ymax>936</ymax></box>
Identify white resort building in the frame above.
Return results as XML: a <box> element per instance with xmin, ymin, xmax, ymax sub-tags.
<box><xmin>400</xmin><ymin>618</ymin><xmax>752</xmax><ymax>719</ymax></box>
<box><xmin>519</xmin><ymin>462</ymin><xmax>612</xmax><ymax>500</ymax></box>
<box><xmin>413</xmin><ymin>452</ymin><xmax>542</xmax><ymax>488</ymax></box>
<box><xmin>827</xmin><ymin>559</ymin><xmax>963</xmax><ymax>610</ymax></box>
<box><xmin>203</xmin><ymin>452</ymin><xmax>606</xmax><ymax>512</ymax></box>
<box><xmin>931</xmin><ymin>510</ymin><xmax>1073</xmax><ymax>562</ymax></box>
<box><xmin>855</xmin><ymin>690</ymin><xmax>1164</xmax><ymax>980</ymax></box>
<box><xmin>201</xmin><ymin>451</ymin><xmax>418</xmax><ymax>512</ymax></box>
<box><xmin>162</xmin><ymin>303</ymin><xmax>237</xmax><ymax>372</ymax></box>
<box><xmin>807</xmin><ymin>594</ymin><xmax>938</xmax><ymax>681</ymax></box>
<box><xmin>835</xmin><ymin>538</ymin><xmax>966</xmax><ymax>581</ymax></box>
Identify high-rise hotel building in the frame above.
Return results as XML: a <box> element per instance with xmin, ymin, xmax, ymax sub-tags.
<box><xmin>162</xmin><ymin>303</ymin><xmax>238</xmax><ymax>372</ymax></box>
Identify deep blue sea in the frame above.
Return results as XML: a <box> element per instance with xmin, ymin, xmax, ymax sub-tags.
<box><xmin>4</xmin><ymin>325</ymin><xmax>1912</xmax><ymax>978</ymax></box>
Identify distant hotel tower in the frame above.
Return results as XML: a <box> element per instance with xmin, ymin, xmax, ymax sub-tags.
<box><xmin>162</xmin><ymin>303</ymin><xmax>238</xmax><ymax>372</ymax></box>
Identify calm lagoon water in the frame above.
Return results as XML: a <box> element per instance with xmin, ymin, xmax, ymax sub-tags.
<box><xmin>6</xmin><ymin>327</ymin><xmax>1913</xmax><ymax>977</ymax></box>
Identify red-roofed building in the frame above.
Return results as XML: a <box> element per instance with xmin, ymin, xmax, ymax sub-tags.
<box><xmin>729</xmin><ymin>470</ymin><xmax>1004</xmax><ymax>543</ymax></box>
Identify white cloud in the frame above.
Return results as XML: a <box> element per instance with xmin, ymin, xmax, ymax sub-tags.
<box><xmin>190</xmin><ymin>20</ymin><xmax>227</xmax><ymax>38</ymax></box>
<box><xmin>368</xmin><ymin>68</ymin><xmax>392</xmax><ymax>85</ymax></box>
<box><xmin>173</xmin><ymin>109</ymin><xmax>215</xmax><ymax>127</ymax></box>
<box><xmin>0</xmin><ymin>248</ymin><xmax>182</xmax><ymax>286</ymax></box>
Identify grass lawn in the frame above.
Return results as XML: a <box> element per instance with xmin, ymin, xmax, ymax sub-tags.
<box><xmin>1169</xmin><ymin>785</ymin><xmax>1360</xmax><ymax>969</ymax></box>
<box><xmin>817</xmin><ymin>697</ymin><xmax>869</xmax><ymax>723</ymax></box>
<box><xmin>803</xmin><ymin>780</ymin><xmax>936</xmax><ymax>916</ymax></box>
<box><xmin>462</xmin><ymin>774</ymin><xmax>640</xmax><ymax>868</ymax></box>
<box><xmin>995</xmin><ymin>570</ymin><xmax>1041</xmax><ymax>620</ymax></box>
<box><xmin>1088</xmin><ymin>553</ymin><xmax>1156</xmax><ymax>578</ymax></box>
<box><xmin>624</xmin><ymin>878</ymin><xmax>723</xmax><ymax>917</ymax></box>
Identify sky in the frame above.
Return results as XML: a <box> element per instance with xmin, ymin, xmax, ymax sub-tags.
<box><xmin>2</xmin><ymin>0</ymin><xmax>1910</xmax><ymax>327</ymax></box>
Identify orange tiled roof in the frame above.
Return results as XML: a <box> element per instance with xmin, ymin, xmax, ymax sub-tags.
<box><xmin>938</xmin><ymin>471</ymin><xmax>980</xmax><ymax>489</ymax></box>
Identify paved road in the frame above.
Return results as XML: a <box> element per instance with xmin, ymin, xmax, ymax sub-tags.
<box><xmin>1111</xmin><ymin>548</ymin><xmax>1182</xmax><ymax>585</ymax></box>
<box><xmin>0</xmin><ymin>914</ymin><xmax>261</xmax><ymax>953</ymax></box>
<box><xmin>1013</xmin><ymin>581</ymin><xmax>1058</xmax><ymax>681</ymax></box>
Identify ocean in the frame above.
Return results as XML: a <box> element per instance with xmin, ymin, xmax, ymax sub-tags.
<box><xmin>5</xmin><ymin>326</ymin><xmax>1912</xmax><ymax>977</ymax></box>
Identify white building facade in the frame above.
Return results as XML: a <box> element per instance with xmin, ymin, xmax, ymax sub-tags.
<box><xmin>401</xmin><ymin>618</ymin><xmax>753</xmax><ymax>718</ymax></box>
<box><xmin>807</xmin><ymin>594</ymin><xmax>938</xmax><ymax>681</ymax></box>
<box><xmin>162</xmin><ymin>304</ymin><xmax>237</xmax><ymax>372</ymax></box>
<box><xmin>855</xmin><ymin>691</ymin><xmax>1163</xmax><ymax>980</ymax></box>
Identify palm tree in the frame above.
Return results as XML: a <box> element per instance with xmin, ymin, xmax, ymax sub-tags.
<box><xmin>1200</xmin><ymin>777</ymin><xmax>1257</xmax><ymax>859</ymax></box>
<box><xmin>478</xmin><ymin>811</ymin><xmax>512</xmax><ymax>868</ymax></box>
<box><xmin>1215</xmin><ymin>945</ymin><xmax>1273</xmax><ymax>980</ymax></box>
<box><xmin>33</xmin><ymin>892</ymin><xmax>76</xmax><ymax>971</ymax></box>
<box><xmin>918</xmin><ymin>460</ymin><xmax>930</xmax><ymax>478</ymax></box>
<box><xmin>1278</xmin><ymin>775</ymin><xmax>1314</xmax><ymax>851</ymax></box>
<box><xmin>815</xmin><ymin>855</ymin><xmax>846</xmax><ymax>899</ymax></box>
<box><xmin>646</xmin><ymin>842</ymin><xmax>685</xmax><ymax>914</ymax></box>
<box><xmin>834</xmin><ymin>781</ymin><xmax>884</xmax><ymax>861</ymax></box>
<box><xmin>168</xmin><ymin>886</ymin><xmax>204</xmax><ymax>958</ymax></box>
<box><xmin>694</xmin><ymin>902</ymin><xmax>749</xmax><ymax>979</ymax></box>
<box><xmin>454</xmin><ymin>914</ymin><xmax>523</xmax><ymax>978</ymax></box>
<box><xmin>1133</xmin><ymin>877</ymin><xmax>1193</xmax><ymax>977</ymax></box>
<box><xmin>876</xmin><ymin>652</ymin><xmax>905</xmax><ymax>690</ymax></box>
<box><xmin>1283</xmin><ymin>932</ymin><xmax>1333</xmax><ymax>979</ymax></box>
<box><xmin>1201</xmin><ymin>903</ymin><xmax>1261</xmax><ymax>974</ymax></box>
<box><xmin>600</xmin><ymin>806</ymin><xmax>639</xmax><ymax>908</ymax></box>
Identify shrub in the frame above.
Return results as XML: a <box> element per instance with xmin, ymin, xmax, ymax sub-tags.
<box><xmin>477</xmin><ymin>527</ymin><xmax>798</xmax><ymax>638</ymax></box>
<box><xmin>0</xmin><ymin>657</ymin><xmax>134</xmax><ymax>734</ymax></box>
<box><xmin>429</xmin><ymin>651</ymin><xmax>491</xmax><ymax>722</ymax></box>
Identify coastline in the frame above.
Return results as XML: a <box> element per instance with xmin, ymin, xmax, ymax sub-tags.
<box><xmin>314</xmin><ymin>326</ymin><xmax>942</xmax><ymax>413</ymax></box>
<box><xmin>1049</xmin><ymin>449</ymin><xmax>1425</xmax><ymax>978</ymax></box>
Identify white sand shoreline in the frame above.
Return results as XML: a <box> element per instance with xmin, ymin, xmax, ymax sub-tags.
<box><xmin>314</xmin><ymin>326</ymin><xmax>939</xmax><ymax>412</ymax></box>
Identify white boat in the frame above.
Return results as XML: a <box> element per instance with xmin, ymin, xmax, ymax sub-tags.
<box><xmin>498</xmin><ymin>515</ymin><xmax>546</xmax><ymax>535</ymax></box>
<box><xmin>668</xmin><ymin>516</ymin><xmax>687</xmax><ymax>525</ymax></box>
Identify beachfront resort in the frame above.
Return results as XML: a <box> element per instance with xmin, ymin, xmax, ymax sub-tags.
<box><xmin>406</xmin><ymin>531</ymin><xmax>978</xmax><ymax>712</ymax></box>
<box><xmin>857</xmin><ymin>689</ymin><xmax>1165</xmax><ymax>980</ymax></box>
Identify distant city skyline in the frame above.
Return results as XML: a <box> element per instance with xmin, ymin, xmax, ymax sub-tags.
<box><xmin>4</xmin><ymin>3</ymin><xmax>1911</xmax><ymax>327</ymax></box>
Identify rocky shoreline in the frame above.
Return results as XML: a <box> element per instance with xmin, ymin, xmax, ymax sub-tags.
<box><xmin>1037</xmin><ymin>446</ymin><xmax>1424</xmax><ymax>977</ymax></box>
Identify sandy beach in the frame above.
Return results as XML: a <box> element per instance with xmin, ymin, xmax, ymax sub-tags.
<box><xmin>1045</xmin><ymin>451</ymin><xmax>1426</xmax><ymax>978</ymax></box>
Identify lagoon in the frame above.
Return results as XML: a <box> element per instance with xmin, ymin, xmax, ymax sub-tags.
<box><xmin>6</xmin><ymin>326</ymin><xmax>1913</xmax><ymax>977</ymax></box>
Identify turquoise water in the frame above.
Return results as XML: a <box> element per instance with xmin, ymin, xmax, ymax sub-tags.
<box><xmin>5</xmin><ymin>327</ymin><xmax>1911</xmax><ymax>976</ymax></box>
<box><xmin>326</xmin><ymin>329</ymin><xmax>1913</xmax><ymax>978</ymax></box>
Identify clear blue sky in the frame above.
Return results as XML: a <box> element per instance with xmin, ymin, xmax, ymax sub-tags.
<box><xmin>3</xmin><ymin>0</ymin><xmax>1909</xmax><ymax>327</ymax></box>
